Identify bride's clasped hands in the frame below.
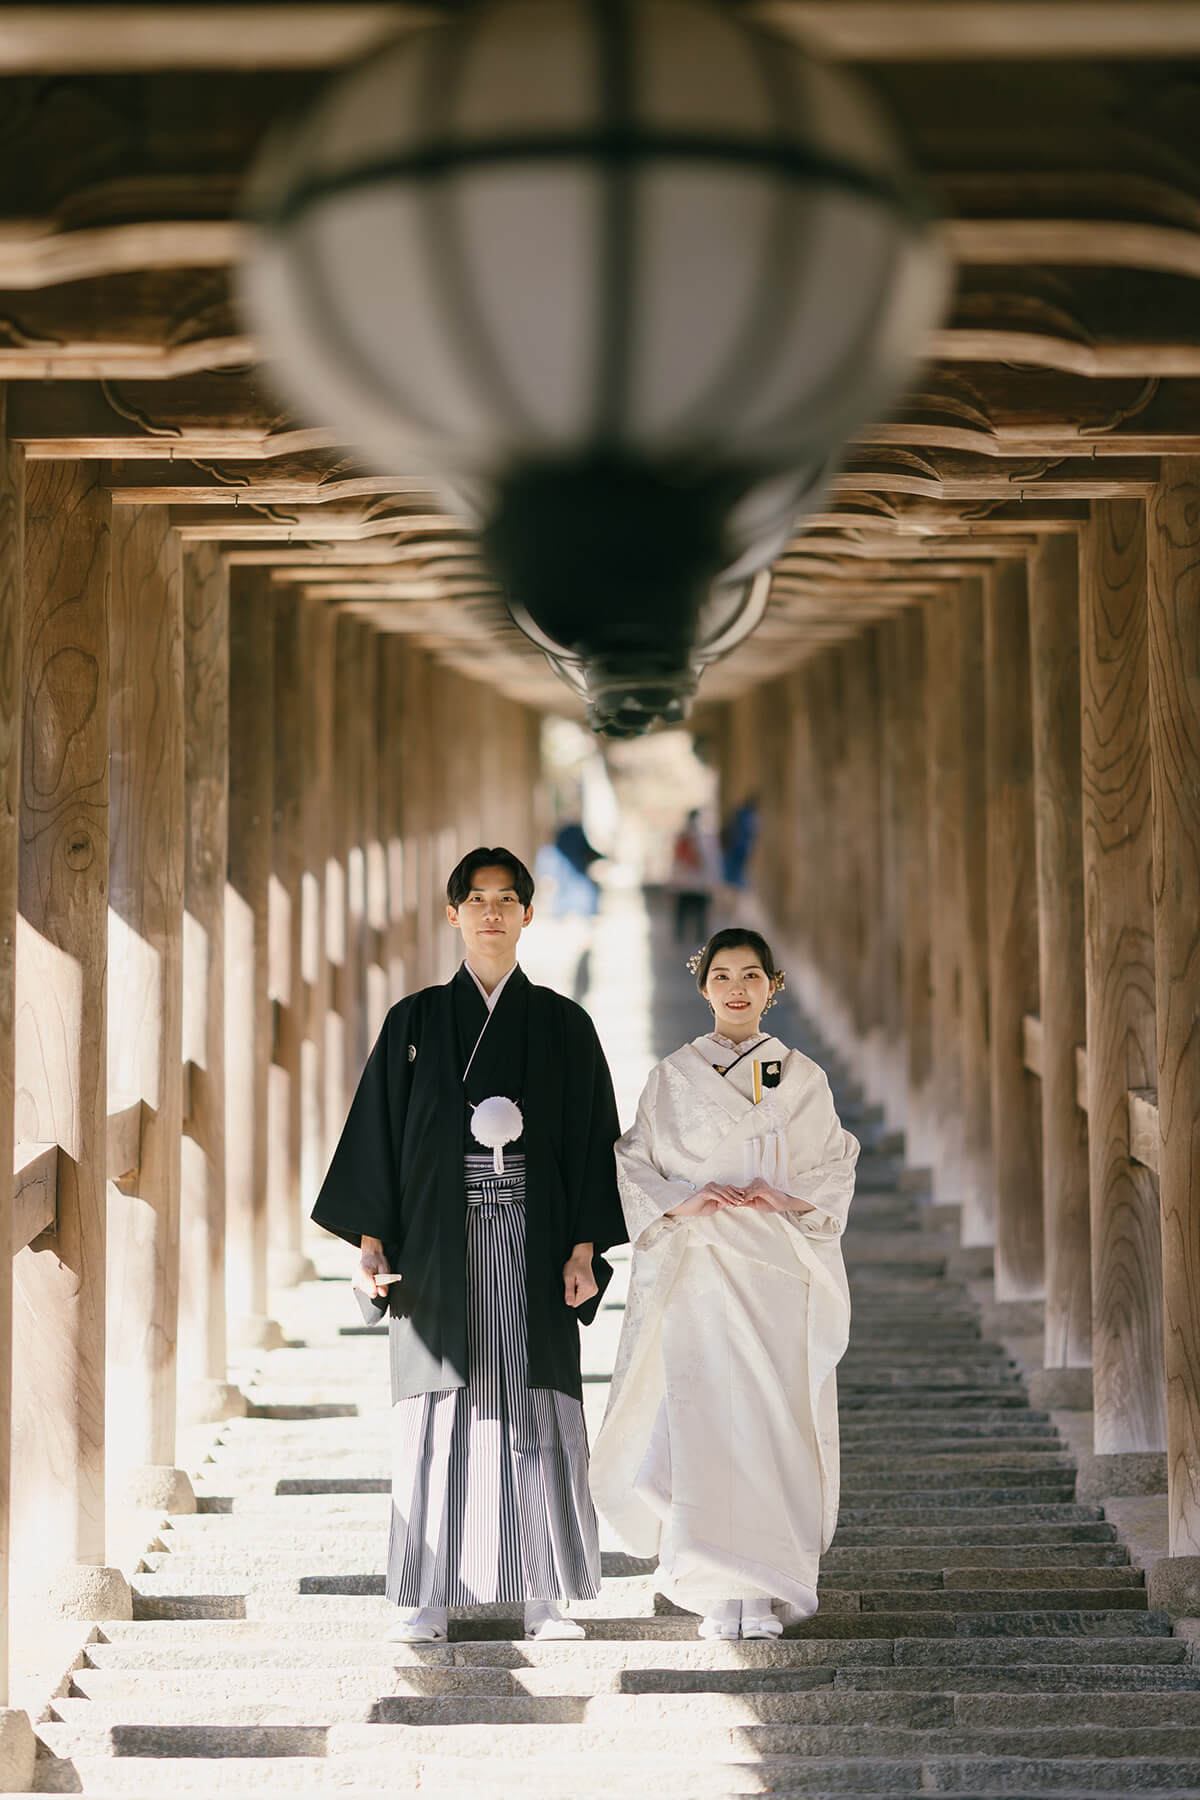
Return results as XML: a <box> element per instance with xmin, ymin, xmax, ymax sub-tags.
<box><xmin>667</xmin><ymin>1177</ymin><xmax>816</xmax><ymax>1218</ymax></box>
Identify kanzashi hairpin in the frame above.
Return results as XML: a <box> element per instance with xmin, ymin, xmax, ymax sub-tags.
<box><xmin>685</xmin><ymin>946</ymin><xmax>707</xmax><ymax>977</ymax></box>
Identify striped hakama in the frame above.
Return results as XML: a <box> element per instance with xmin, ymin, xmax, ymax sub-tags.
<box><xmin>386</xmin><ymin>1153</ymin><xmax>601</xmax><ymax>1607</ymax></box>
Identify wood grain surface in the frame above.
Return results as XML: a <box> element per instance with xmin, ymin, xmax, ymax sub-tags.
<box><xmin>899</xmin><ymin>607</ymin><xmax>935</xmax><ymax>1166</ymax></box>
<box><xmin>960</xmin><ymin>579</ymin><xmax>995</xmax><ymax>1248</ymax></box>
<box><xmin>267</xmin><ymin>585</ymin><xmax>307</xmax><ymax>1283</ymax></box>
<box><xmin>1028</xmin><ymin>532</ymin><xmax>1092</xmax><ymax>1369</ymax></box>
<box><xmin>0</xmin><ymin>388</ymin><xmax>23</xmax><ymax>1697</ymax></box>
<box><xmin>107</xmin><ymin>501</ymin><xmax>185</xmax><ymax>1473</ymax></box>
<box><xmin>12</xmin><ymin>460</ymin><xmax>110</xmax><ymax>1575</ymax></box>
<box><xmin>225</xmin><ymin>565</ymin><xmax>273</xmax><ymax>1330</ymax></box>
<box><xmin>180</xmin><ymin>543</ymin><xmax>229</xmax><ymax>1388</ymax></box>
<box><xmin>985</xmin><ymin>558</ymin><xmax>1044</xmax><ymax>1299</ymax></box>
<box><xmin>1147</xmin><ymin>458</ymin><xmax>1200</xmax><ymax>1552</ymax></box>
<box><xmin>925</xmin><ymin>588</ymin><xmax>970</xmax><ymax>1214</ymax></box>
<box><xmin>1080</xmin><ymin>498</ymin><xmax>1164</xmax><ymax>1455</ymax></box>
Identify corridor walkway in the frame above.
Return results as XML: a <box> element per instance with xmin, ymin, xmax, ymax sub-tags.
<box><xmin>26</xmin><ymin>890</ymin><xmax>1200</xmax><ymax>1796</ymax></box>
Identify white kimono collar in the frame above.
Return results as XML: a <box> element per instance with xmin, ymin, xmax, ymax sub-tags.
<box><xmin>672</xmin><ymin>1035</ymin><xmax>791</xmax><ymax>1122</ymax></box>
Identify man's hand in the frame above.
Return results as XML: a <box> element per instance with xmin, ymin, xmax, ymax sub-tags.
<box><xmin>563</xmin><ymin>1243</ymin><xmax>599</xmax><ymax>1308</ymax></box>
<box><xmin>667</xmin><ymin>1182</ymin><xmax>745</xmax><ymax>1218</ymax></box>
<box><xmin>742</xmin><ymin>1177</ymin><xmax>815</xmax><ymax>1214</ymax></box>
<box><xmin>356</xmin><ymin>1235</ymin><xmax>392</xmax><ymax>1298</ymax></box>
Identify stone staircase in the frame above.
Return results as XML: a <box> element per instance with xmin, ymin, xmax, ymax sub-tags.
<box><xmin>25</xmin><ymin>976</ymin><xmax>1200</xmax><ymax>1796</ymax></box>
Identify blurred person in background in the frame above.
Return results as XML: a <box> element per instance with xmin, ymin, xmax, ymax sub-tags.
<box><xmin>669</xmin><ymin>807</ymin><xmax>721</xmax><ymax>944</ymax></box>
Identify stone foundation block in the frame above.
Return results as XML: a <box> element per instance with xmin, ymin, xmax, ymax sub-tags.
<box><xmin>0</xmin><ymin>1709</ymin><xmax>35</xmax><ymax>1792</ymax></box>
<box><xmin>179</xmin><ymin>1378</ymin><xmax>248</xmax><ymax>1425</ymax></box>
<box><xmin>1076</xmin><ymin>1449</ymin><xmax>1168</xmax><ymax>1505</ymax></box>
<box><xmin>1148</xmin><ymin>1555</ymin><xmax>1200</xmax><ymax>1618</ymax></box>
<box><xmin>1030</xmin><ymin>1366</ymin><xmax>1094</xmax><ymax>1411</ymax></box>
<box><xmin>121</xmin><ymin>1464</ymin><xmax>197</xmax><ymax>1514</ymax></box>
<box><xmin>229</xmin><ymin>1313</ymin><xmax>286</xmax><ymax>1351</ymax></box>
<box><xmin>44</xmin><ymin>1564</ymin><xmax>133</xmax><ymax>1622</ymax></box>
<box><xmin>269</xmin><ymin>1249</ymin><xmax>317</xmax><ymax>1289</ymax></box>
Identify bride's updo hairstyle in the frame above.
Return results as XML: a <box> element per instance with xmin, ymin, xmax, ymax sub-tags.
<box><xmin>690</xmin><ymin>928</ymin><xmax>785</xmax><ymax>1010</ymax></box>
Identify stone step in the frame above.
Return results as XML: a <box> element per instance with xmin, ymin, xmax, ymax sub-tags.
<box><xmin>832</xmin><ymin>1516</ymin><xmax>1113</xmax><ymax>1539</ymax></box>
<box><xmin>38</xmin><ymin>1717</ymin><xmax>1200</xmax><ymax>1762</ymax></box>
<box><xmin>839</xmin><ymin>1481</ymin><xmax>1078</xmax><ymax>1504</ymax></box>
<box><xmin>821</xmin><ymin>1547</ymin><xmax>1129</xmax><ymax>1572</ymax></box>
<box><xmin>838</xmin><ymin>1665</ymin><xmax>1200</xmax><ymax>1694</ymax></box>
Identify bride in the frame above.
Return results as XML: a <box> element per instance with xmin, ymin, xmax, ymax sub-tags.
<box><xmin>590</xmin><ymin>927</ymin><xmax>858</xmax><ymax>1640</ymax></box>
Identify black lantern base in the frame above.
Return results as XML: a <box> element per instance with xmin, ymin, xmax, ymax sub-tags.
<box><xmin>481</xmin><ymin>453</ymin><xmax>740</xmax><ymax>736</ymax></box>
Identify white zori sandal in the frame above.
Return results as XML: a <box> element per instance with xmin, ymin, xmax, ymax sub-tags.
<box><xmin>740</xmin><ymin>1598</ymin><xmax>783</xmax><ymax>1639</ymax></box>
<box><xmin>524</xmin><ymin>1600</ymin><xmax>585</xmax><ymax>1641</ymax></box>
<box><xmin>697</xmin><ymin>1600</ymin><xmax>742</xmax><ymax>1640</ymax></box>
<box><xmin>384</xmin><ymin>1605</ymin><xmax>448</xmax><ymax>1643</ymax></box>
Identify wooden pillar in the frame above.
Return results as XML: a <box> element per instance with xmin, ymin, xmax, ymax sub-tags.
<box><xmin>876</xmin><ymin>618</ymin><xmax>909</xmax><ymax>1132</ymax></box>
<box><xmin>106</xmin><ymin>504</ymin><xmax>194</xmax><ymax>1512</ymax></box>
<box><xmin>225</xmin><ymin>568</ymin><xmax>282</xmax><ymax>1350</ymax></box>
<box><xmin>12</xmin><ymin>463</ymin><xmax>130</xmax><ymax>1619</ymax></box>
<box><xmin>1080</xmin><ymin>498</ymin><xmax>1164</xmax><ymax>1471</ymax></box>
<box><xmin>178</xmin><ymin>545</ymin><xmax>244</xmax><ymax>1424</ymax></box>
<box><xmin>1147</xmin><ymin>461</ymin><xmax>1200</xmax><ymax>1573</ymax></box>
<box><xmin>301</xmin><ymin>600</ymin><xmax>333</xmax><ymax>1205</ymax></box>
<box><xmin>985</xmin><ymin>557</ymin><xmax>1044</xmax><ymax>1300</ymax></box>
<box><xmin>381</xmin><ymin>636</ymin><xmax>410</xmax><ymax>1004</ymax></box>
<box><xmin>844</xmin><ymin>633</ymin><xmax>886</xmax><ymax>1094</ymax></box>
<box><xmin>898</xmin><ymin>607</ymin><xmax>935</xmax><ymax>1168</ymax></box>
<box><xmin>362</xmin><ymin>629</ymin><xmax>389</xmax><ymax>1044</ymax></box>
<box><xmin>0</xmin><ymin>396</ymin><xmax>34</xmax><ymax>1763</ymax></box>
<box><xmin>925</xmin><ymin>589</ymin><xmax>969</xmax><ymax>1211</ymax></box>
<box><xmin>268</xmin><ymin>587</ymin><xmax>315</xmax><ymax>1290</ymax></box>
<box><xmin>959</xmin><ymin>580</ymin><xmax>994</xmax><ymax>1245</ymax></box>
<box><xmin>1028</xmin><ymin>532</ymin><xmax>1092</xmax><ymax>1402</ymax></box>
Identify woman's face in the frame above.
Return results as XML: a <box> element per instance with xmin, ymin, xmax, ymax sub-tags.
<box><xmin>703</xmin><ymin>948</ymin><xmax>775</xmax><ymax>1037</ymax></box>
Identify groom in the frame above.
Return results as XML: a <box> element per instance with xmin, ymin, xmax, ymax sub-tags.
<box><xmin>312</xmin><ymin>846</ymin><xmax>625</xmax><ymax>1643</ymax></box>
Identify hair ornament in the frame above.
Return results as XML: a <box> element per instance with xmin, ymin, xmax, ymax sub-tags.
<box><xmin>685</xmin><ymin>945</ymin><xmax>707</xmax><ymax>977</ymax></box>
<box><xmin>763</xmin><ymin>967</ymin><xmax>787</xmax><ymax>1012</ymax></box>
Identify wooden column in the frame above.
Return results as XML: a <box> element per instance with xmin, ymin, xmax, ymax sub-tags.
<box><xmin>1080</xmin><ymin>498</ymin><xmax>1164</xmax><ymax>1472</ymax></box>
<box><xmin>362</xmin><ymin>628</ymin><xmax>389</xmax><ymax>1045</ymax></box>
<box><xmin>844</xmin><ymin>633</ymin><xmax>886</xmax><ymax>1095</ymax></box>
<box><xmin>106</xmin><ymin>504</ymin><xmax>194</xmax><ymax>1512</ymax></box>
<box><xmin>1147</xmin><ymin>461</ymin><xmax>1200</xmax><ymax>1571</ymax></box>
<box><xmin>225</xmin><ymin>568</ymin><xmax>281</xmax><ymax>1351</ymax></box>
<box><xmin>0</xmin><ymin>395</ymin><xmax>28</xmax><ymax>1732</ymax></box>
<box><xmin>1028</xmin><ymin>532</ymin><xmax>1092</xmax><ymax>1403</ymax></box>
<box><xmin>925</xmin><ymin>589</ymin><xmax>969</xmax><ymax>1210</ymax></box>
<box><xmin>402</xmin><ymin>647</ymin><xmax>434</xmax><ymax>992</ymax></box>
<box><xmin>876</xmin><ymin>618</ymin><xmax>909</xmax><ymax>1131</ymax></box>
<box><xmin>960</xmin><ymin>580</ymin><xmax>994</xmax><ymax>1245</ymax></box>
<box><xmin>898</xmin><ymin>607</ymin><xmax>935</xmax><ymax>1168</ymax></box>
<box><xmin>267</xmin><ymin>587</ymin><xmax>314</xmax><ymax>1289</ymax></box>
<box><xmin>178</xmin><ymin>545</ymin><xmax>244</xmax><ymax>1424</ymax></box>
<box><xmin>985</xmin><ymin>557</ymin><xmax>1044</xmax><ymax>1300</ymax></box>
<box><xmin>12</xmin><ymin>463</ymin><xmax>130</xmax><ymax>1619</ymax></box>
<box><xmin>302</xmin><ymin>602</ymin><xmax>334</xmax><ymax>1187</ymax></box>
<box><xmin>380</xmin><ymin>636</ymin><xmax>410</xmax><ymax>1004</ymax></box>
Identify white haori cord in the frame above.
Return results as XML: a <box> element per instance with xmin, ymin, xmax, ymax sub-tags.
<box><xmin>470</xmin><ymin>1095</ymin><xmax>524</xmax><ymax>1173</ymax></box>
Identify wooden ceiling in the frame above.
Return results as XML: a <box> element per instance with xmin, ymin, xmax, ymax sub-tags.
<box><xmin>3</xmin><ymin>2</ymin><xmax>1198</xmax><ymax>711</ymax></box>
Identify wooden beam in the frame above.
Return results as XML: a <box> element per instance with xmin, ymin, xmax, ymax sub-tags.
<box><xmin>1147</xmin><ymin>457</ymin><xmax>1200</xmax><ymax>1555</ymax></box>
<box><xmin>107</xmin><ymin>502</ymin><xmax>190</xmax><ymax>1503</ymax></box>
<box><xmin>1128</xmin><ymin>1089</ymin><xmax>1161</xmax><ymax>1176</ymax></box>
<box><xmin>105</xmin><ymin>1099</ymin><xmax>143</xmax><ymax>1184</ymax></box>
<box><xmin>1028</xmin><ymin>531</ymin><xmax>1092</xmax><ymax>1371</ymax></box>
<box><xmin>0</xmin><ymin>6</ymin><xmax>433</xmax><ymax>71</ymax></box>
<box><xmin>12</xmin><ymin>1141</ymin><xmax>57</xmax><ymax>1253</ymax></box>
<box><xmin>1080</xmin><ymin>497</ymin><xmax>1164</xmax><ymax>1459</ymax></box>
<box><xmin>754</xmin><ymin>1</ymin><xmax>1200</xmax><ymax>59</ymax></box>
<box><xmin>985</xmin><ymin>557</ymin><xmax>1044</xmax><ymax>1300</ymax></box>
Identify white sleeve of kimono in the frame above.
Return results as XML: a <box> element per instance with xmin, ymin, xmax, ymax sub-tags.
<box><xmin>781</xmin><ymin>1070</ymin><xmax>860</xmax><ymax>1238</ymax></box>
<box><xmin>615</xmin><ymin>1070</ymin><xmax>695</xmax><ymax>1250</ymax></box>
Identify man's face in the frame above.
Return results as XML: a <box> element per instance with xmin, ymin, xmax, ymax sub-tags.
<box><xmin>446</xmin><ymin>864</ymin><xmax>533</xmax><ymax>961</ymax></box>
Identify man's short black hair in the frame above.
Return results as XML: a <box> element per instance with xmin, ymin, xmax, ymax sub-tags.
<box><xmin>446</xmin><ymin>846</ymin><xmax>535</xmax><ymax>909</ymax></box>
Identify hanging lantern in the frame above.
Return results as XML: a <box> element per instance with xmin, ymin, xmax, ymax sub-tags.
<box><xmin>241</xmin><ymin>0</ymin><xmax>948</xmax><ymax>732</ymax></box>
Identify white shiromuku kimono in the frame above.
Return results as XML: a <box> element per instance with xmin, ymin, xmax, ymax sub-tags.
<box><xmin>590</xmin><ymin>1033</ymin><xmax>858</xmax><ymax>1617</ymax></box>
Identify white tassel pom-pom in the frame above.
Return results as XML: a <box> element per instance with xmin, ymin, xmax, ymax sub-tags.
<box><xmin>470</xmin><ymin>1095</ymin><xmax>524</xmax><ymax>1173</ymax></box>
